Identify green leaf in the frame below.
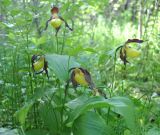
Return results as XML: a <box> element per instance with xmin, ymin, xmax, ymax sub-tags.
<box><xmin>66</xmin><ymin>96</ymin><xmax>136</xmax><ymax>132</ymax></box>
<box><xmin>109</xmin><ymin>97</ymin><xmax>136</xmax><ymax>132</ymax></box>
<box><xmin>98</xmin><ymin>53</ymin><xmax>108</xmax><ymax>65</ymax></box>
<box><xmin>1</xmin><ymin>0</ymin><xmax>11</xmax><ymax>6</ymax></box>
<box><xmin>73</xmin><ymin>111</ymin><xmax>109</xmax><ymax>135</ymax></box>
<box><xmin>39</xmin><ymin>103</ymin><xmax>61</xmax><ymax>135</ymax></box>
<box><xmin>32</xmin><ymin>36</ymin><xmax>46</xmax><ymax>46</ymax></box>
<box><xmin>29</xmin><ymin>87</ymin><xmax>57</xmax><ymax>102</ymax></box>
<box><xmin>25</xmin><ymin>129</ymin><xmax>48</xmax><ymax>135</ymax></box>
<box><xmin>14</xmin><ymin>87</ymin><xmax>56</xmax><ymax>126</ymax></box>
<box><xmin>145</xmin><ymin>127</ymin><xmax>160</xmax><ymax>135</ymax></box>
<box><xmin>37</xmin><ymin>36</ymin><xmax>46</xmax><ymax>45</ymax></box>
<box><xmin>83</xmin><ymin>47</ymin><xmax>96</xmax><ymax>53</ymax></box>
<box><xmin>46</xmin><ymin>54</ymin><xmax>80</xmax><ymax>81</ymax></box>
<box><xmin>66</xmin><ymin>96</ymin><xmax>113</xmax><ymax>127</ymax></box>
<box><xmin>8</xmin><ymin>32</ymin><xmax>15</xmax><ymax>40</ymax></box>
<box><xmin>14</xmin><ymin>102</ymin><xmax>33</xmax><ymax>125</ymax></box>
<box><xmin>10</xmin><ymin>9</ymin><xmax>21</xmax><ymax>16</ymax></box>
<box><xmin>66</xmin><ymin>95</ymin><xmax>89</xmax><ymax>109</ymax></box>
<box><xmin>68</xmin><ymin>46</ymin><xmax>83</xmax><ymax>56</ymax></box>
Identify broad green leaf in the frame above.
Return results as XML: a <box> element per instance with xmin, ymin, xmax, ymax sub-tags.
<box><xmin>84</xmin><ymin>47</ymin><xmax>96</xmax><ymax>53</ymax></box>
<box><xmin>29</xmin><ymin>87</ymin><xmax>57</xmax><ymax>102</ymax></box>
<box><xmin>61</xmin><ymin>127</ymin><xmax>72</xmax><ymax>135</ymax></box>
<box><xmin>25</xmin><ymin>129</ymin><xmax>48</xmax><ymax>135</ymax></box>
<box><xmin>68</xmin><ymin>46</ymin><xmax>83</xmax><ymax>56</ymax></box>
<box><xmin>66</xmin><ymin>96</ymin><xmax>126</xmax><ymax>127</ymax></box>
<box><xmin>66</xmin><ymin>96</ymin><xmax>136</xmax><ymax>132</ymax></box>
<box><xmin>14</xmin><ymin>87</ymin><xmax>55</xmax><ymax>126</ymax></box>
<box><xmin>8</xmin><ymin>33</ymin><xmax>15</xmax><ymax>40</ymax></box>
<box><xmin>46</xmin><ymin>54</ymin><xmax>80</xmax><ymax>81</ymax></box>
<box><xmin>66</xmin><ymin>95</ymin><xmax>89</xmax><ymax>109</ymax></box>
<box><xmin>32</xmin><ymin>36</ymin><xmax>46</xmax><ymax>46</ymax></box>
<box><xmin>11</xmin><ymin>9</ymin><xmax>21</xmax><ymax>16</ymax></box>
<box><xmin>39</xmin><ymin>103</ymin><xmax>61</xmax><ymax>135</ymax></box>
<box><xmin>98</xmin><ymin>53</ymin><xmax>108</xmax><ymax>65</ymax></box>
<box><xmin>145</xmin><ymin>127</ymin><xmax>160</xmax><ymax>135</ymax></box>
<box><xmin>109</xmin><ymin>97</ymin><xmax>136</xmax><ymax>132</ymax></box>
<box><xmin>1</xmin><ymin>0</ymin><xmax>11</xmax><ymax>6</ymax></box>
<box><xmin>73</xmin><ymin>111</ymin><xmax>109</xmax><ymax>135</ymax></box>
<box><xmin>37</xmin><ymin>36</ymin><xmax>47</xmax><ymax>45</ymax></box>
<box><xmin>68</xmin><ymin>47</ymin><xmax>96</xmax><ymax>56</ymax></box>
<box><xmin>14</xmin><ymin>102</ymin><xmax>33</xmax><ymax>125</ymax></box>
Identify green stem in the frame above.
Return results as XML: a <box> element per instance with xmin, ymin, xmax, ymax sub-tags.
<box><xmin>56</xmin><ymin>36</ymin><xmax>59</xmax><ymax>53</ymax></box>
<box><xmin>60</xmin><ymin>56</ymin><xmax>71</xmax><ymax>132</ymax></box>
<box><xmin>61</xmin><ymin>28</ymin><xmax>66</xmax><ymax>54</ymax></box>
<box><xmin>110</xmin><ymin>49</ymin><xmax>118</xmax><ymax>97</ymax></box>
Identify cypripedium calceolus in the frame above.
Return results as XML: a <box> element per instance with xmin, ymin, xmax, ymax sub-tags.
<box><xmin>68</xmin><ymin>67</ymin><xmax>107</xmax><ymax>97</ymax></box>
<box><xmin>116</xmin><ymin>39</ymin><xmax>144</xmax><ymax>66</ymax></box>
<box><xmin>45</xmin><ymin>6</ymin><xmax>73</xmax><ymax>36</ymax></box>
<box><xmin>31</xmin><ymin>55</ymin><xmax>49</xmax><ymax>79</ymax></box>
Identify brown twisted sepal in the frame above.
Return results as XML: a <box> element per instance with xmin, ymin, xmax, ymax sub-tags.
<box><xmin>125</xmin><ymin>39</ymin><xmax>144</xmax><ymax>44</ymax></box>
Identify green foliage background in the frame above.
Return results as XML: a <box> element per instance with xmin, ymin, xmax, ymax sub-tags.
<box><xmin>0</xmin><ymin>0</ymin><xmax>160</xmax><ymax>135</ymax></box>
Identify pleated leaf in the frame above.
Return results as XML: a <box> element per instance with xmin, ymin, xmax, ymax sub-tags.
<box><xmin>73</xmin><ymin>111</ymin><xmax>109</xmax><ymax>135</ymax></box>
<box><xmin>46</xmin><ymin>54</ymin><xmax>80</xmax><ymax>81</ymax></box>
<box><xmin>66</xmin><ymin>96</ymin><xmax>136</xmax><ymax>132</ymax></box>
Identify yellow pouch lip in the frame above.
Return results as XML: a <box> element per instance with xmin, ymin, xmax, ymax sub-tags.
<box><xmin>33</xmin><ymin>57</ymin><xmax>45</xmax><ymax>71</ymax></box>
<box><xmin>50</xmin><ymin>18</ymin><xmax>63</xmax><ymax>28</ymax></box>
<box><xmin>125</xmin><ymin>46</ymin><xmax>141</xmax><ymax>58</ymax></box>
